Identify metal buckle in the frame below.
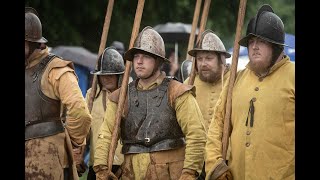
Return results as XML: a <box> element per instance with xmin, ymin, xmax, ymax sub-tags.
<box><xmin>145</xmin><ymin>137</ymin><xmax>150</xmax><ymax>143</ymax></box>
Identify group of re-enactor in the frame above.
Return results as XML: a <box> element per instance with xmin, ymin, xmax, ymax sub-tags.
<box><xmin>25</xmin><ymin>4</ymin><xmax>294</xmax><ymax>180</ymax></box>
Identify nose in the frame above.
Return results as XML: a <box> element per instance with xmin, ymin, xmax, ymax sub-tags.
<box><xmin>252</xmin><ymin>40</ymin><xmax>259</xmax><ymax>50</ymax></box>
<box><xmin>134</xmin><ymin>55</ymin><xmax>143</xmax><ymax>63</ymax></box>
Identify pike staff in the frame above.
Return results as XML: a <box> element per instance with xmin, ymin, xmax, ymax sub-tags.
<box><xmin>222</xmin><ymin>0</ymin><xmax>247</xmax><ymax>160</ymax></box>
<box><xmin>106</xmin><ymin>0</ymin><xmax>145</xmax><ymax>179</ymax></box>
<box><xmin>188</xmin><ymin>0</ymin><xmax>212</xmax><ymax>85</ymax></box>
<box><xmin>88</xmin><ymin>0</ymin><xmax>115</xmax><ymax>113</ymax></box>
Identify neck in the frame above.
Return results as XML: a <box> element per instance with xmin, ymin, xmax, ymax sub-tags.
<box><xmin>139</xmin><ymin>70</ymin><xmax>161</xmax><ymax>87</ymax></box>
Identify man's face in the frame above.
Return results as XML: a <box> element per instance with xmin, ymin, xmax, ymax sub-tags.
<box><xmin>133</xmin><ymin>53</ymin><xmax>156</xmax><ymax>79</ymax></box>
<box><xmin>98</xmin><ymin>75</ymin><xmax>118</xmax><ymax>92</ymax></box>
<box><xmin>248</xmin><ymin>37</ymin><xmax>273</xmax><ymax>75</ymax></box>
<box><xmin>196</xmin><ymin>51</ymin><xmax>223</xmax><ymax>83</ymax></box>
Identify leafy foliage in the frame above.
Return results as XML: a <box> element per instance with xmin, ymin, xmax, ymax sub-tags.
<box><xmin>25</xmin><ymin>0</ymin><xmax>295</xmax><ymax>60</ymax></box>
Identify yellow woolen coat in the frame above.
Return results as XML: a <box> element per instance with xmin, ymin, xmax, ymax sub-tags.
<box><xmin>205</xmin><ymin>56</ymin><xmax>295</xmax><ymax>180</ymax></box>
<box><xmin>85</xmin><ymin>87</ymin><xmax>124</xmax><ymax>167</ymax></box>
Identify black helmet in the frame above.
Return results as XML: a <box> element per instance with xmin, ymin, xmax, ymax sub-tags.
<box><xmin>238</xmin><ymin>4</ymin><xmax>288</xmax><ymax>47</ymax></box>
<box><xmin>25</xmin><ymin>7</ymin><xmax>48</xmax><ymax>43</ymax></box>
<box><xmin>91</xmin><ymin>47</ymin><xmax>125</xmax><ymax>75</ymax></box>
<box><xmin>111</xmin><ymin>41</ymin><xmax>125</xmax><ymax>57</ymax></box>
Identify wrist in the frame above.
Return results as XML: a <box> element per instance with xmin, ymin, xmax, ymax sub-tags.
<box><xmin>93</xmin><ymin>165</ymin><xmax>108</xmax><ymax>173</ymax></box>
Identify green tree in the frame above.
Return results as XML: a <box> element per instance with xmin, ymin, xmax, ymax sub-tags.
<box><xmin>25</xmin><ymin>0</ymin><xmax>294</xmax><ymax>59</ymax></box>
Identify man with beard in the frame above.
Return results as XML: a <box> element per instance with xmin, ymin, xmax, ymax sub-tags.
<box><xmin>93</xmin><ymin>26</ymin><xmax>206</xmax><ymax>180</ymax></box>
<box><xmin>25</xmin><ymin>7</ymin><xmax>92</xmax><ymax>179</ymax></box>
<box><xmin>184</xmin><ymin>29</ymin><xmax>231</xmax><ymax>180</ymax></box>
<box><xmin>205</xmin><ymin>4</ymin><xmax>295</xmax><ymax>180</ymax></box>
<box><xmin>184</xmin><ymin>29</ymin><xmax>231</xmax><ymax>133</ymax></box>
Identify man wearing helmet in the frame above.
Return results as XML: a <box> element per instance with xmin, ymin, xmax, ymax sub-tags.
<box><xmin>25</xmin><ymin>7</ymin><xmax>92</xmax><ymax>179</ymax></box>
<box><xmin>205</xmin><ymin>4</ymin><xmax>295</xmax><ymax>180</ymax></box>
<box><xmin>85</xmin><ymin>47</ymin><xmax>125</xmax><ymax>179</ymax></box>
<box><xmin>93</xmin><ymin>26</ymin><xmax>206</xmax><ymax>180</ymax></box>
<box><xmin>185</xmin><ymin>29</ymin><xmax>231</xmax><ymax>132</ymax></box>
<box><xmin>184</xmin><ymin>29</ymin><xmax>231</xmax><ymax>180</ymax></box>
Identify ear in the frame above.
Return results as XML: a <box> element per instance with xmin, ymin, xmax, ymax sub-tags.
<box><xmin>220</xmin><ymin>54</ymin><xmax>226</xmax><ymax>65</ymax></box>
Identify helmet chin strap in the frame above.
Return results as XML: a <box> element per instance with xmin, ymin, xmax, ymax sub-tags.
<box><xmin>268</xmin><ymin>45</ymin><xmax>284</xmax><ymax>69</ymax></box>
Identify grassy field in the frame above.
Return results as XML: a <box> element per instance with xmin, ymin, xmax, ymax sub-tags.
<box><xmin>79</xmin><ymin>169</ymin><xmax>89</xmax><ymax>180</ymax></box>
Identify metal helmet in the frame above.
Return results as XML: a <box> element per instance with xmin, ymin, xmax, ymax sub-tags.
<box><xmin>180</xmin><ymin>59</ymin><xmax>193</xmax><ymax>82</ymax></box>
<box><xmin>124</xmin><ymin>26</ymin><xmax>169</xmax><ymax>63</ymax></box>
<box><xmin>25</xmin><ymin>7</ymin><xmax>48</xmax><ymax>43</ymax></box>
<box><xmin>91</xmin><ymin>47</ymin><xmax>125</xmax><ymax>75</ymax></box>
<box><xmin>188</xmin><ymin>29</ymin><xmax>231</xmax><ymax>58</ymax></box>
<box><xmin>238</xmin><ymin>4</ymin><xmax>287</xmax><ymax>47</ymax></box>
<box><xmin>111</xmin><ymin>41</ymin><xmax>125</xmax><ymax>57</ymax></box>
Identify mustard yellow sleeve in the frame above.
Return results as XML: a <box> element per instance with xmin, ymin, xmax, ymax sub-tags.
<box><xmin>85</xmin><ymin>88</ymin><xmax>91</xmax><ymax>103</ymax></box>
<box><xmin>175</xmin><ymin>91</ymin><xmax>206</xmax><ymax>174</ymax></box>
<box><xmin>49</xmin><ymin>68</ymin><xmax>92</xmax><ymax>146</ymax></box>
<box><xmin>183</xmin><ymin>77</ymin><xmax>189</xmax><ymax>85</ymax></box>
<box><xmin>93</xmin><ymin>99</ymin><xmax>118</xmax><ymax>167</ymax></box>
<box><xmin>205</xmin><ymin>79</ymin><xmax>229</xmax><ymax>179</ymax></box>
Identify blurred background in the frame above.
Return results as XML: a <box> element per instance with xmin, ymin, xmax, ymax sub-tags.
<box><xmin>25</xmin><ymin>1</ymin><xmax>294</xmax><ymax>178</ymax></box>
<box><xmin>25</xmin><ymin>0</ymin><xmax>295</xmax><ymax>62</ymax></box>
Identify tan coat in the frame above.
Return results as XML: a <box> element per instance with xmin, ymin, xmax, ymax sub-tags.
<box><xmin>85</xmin><ymin>87</ymin><xmax>124</xmax><ymax>167</ymax></box>
<box><xmin>205</xmin><ymin>56</ymin><xmax>295</xmax><ymax>180</ymax></box>
<box><xmin>94</xmin><ymin>72</ymin><xmax>206</xmax><ymax>179</ymax></box>
<box><xmin>184</xmin><ymin>72</ymin><xmax>230</xmax><ymax>132</ymax></box>
<box><xmin>25</xmin><ymin>47</ymin><xmax>92</xmax><ymax>180</ymax></box>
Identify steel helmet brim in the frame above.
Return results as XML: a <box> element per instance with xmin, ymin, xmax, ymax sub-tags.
<box><xmin>90</xmin><ymin>70</ymin><xmax>124</xmax><ymax>75</ymax></box>
<box><xmin>188</xmin><ymin>48</ymin><xmax>231</xmax><ymax>58</ymax></box>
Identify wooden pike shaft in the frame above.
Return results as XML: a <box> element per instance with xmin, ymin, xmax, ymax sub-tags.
<box><xmin>188</xmin><ymin>0</ymin><xmax>211</xmax><ymax>85</ymax></box>
<box><xmin>222</xmin><ymin>0</ymin><xmax>247</xmax><ymax>159</ymax></box>
<box><xmin>88</xmin><ymin>0</ymin><xmax>115</xmax><ymax>113</ymax></box>
<box><xmin>186</xmin><ymin>0</ymin><xmax>202</xmax><ymax>61</ymax></box>
<box><xmin>107</xmin><ymin>0</ymin><xmax>145</xmax><ymax>173</ymax></box>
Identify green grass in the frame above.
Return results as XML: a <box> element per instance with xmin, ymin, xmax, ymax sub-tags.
<box><xmin>79</xmin><ymin>169</ymin><xmax>89</xmax><ymax>180</ymax></box>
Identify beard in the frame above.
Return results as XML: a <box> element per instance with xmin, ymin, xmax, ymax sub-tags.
<box><xmin>198</xmin><ymin>66</ymin><xmax>223</xmax><ymax>83</ymax></box>
<box><xmin>248</xmin><ymin>59</ymin><xmax>271</xmax><ymax>76</ymax></box>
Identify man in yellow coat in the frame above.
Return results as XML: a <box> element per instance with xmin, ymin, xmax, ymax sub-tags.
<box><xmin>184</xmin><ymin>29</ymin><xmax>231</xmax><ymax>133</ymax></box>
<box><xmin>25</xmin><ymin>7</ymin><xmax>92</xmax><ymax>179</ymax></box>
<box><xmin>184</xmin><ymin>29</ymin><xmax>231</xmax><ymax>180</ymax></box>
<box><xmin>85</xmin><ymin>47</ymin><xmax>125</xmax><ymax>179</ymax></box>
<box><xmin>93</xmin><ymin>26</ymin><xmax>206</xmax><ymax>180</ymax></box>
<box><xmin>205</xmin><ymin>4</ymin><xmax>295</xmax><ymax>180</ymax></box>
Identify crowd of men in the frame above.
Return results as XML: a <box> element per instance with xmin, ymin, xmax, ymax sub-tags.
<box><xmin>25</xmin><ymin>4</ymin><xmax>294</xmax><ymax>180</ymax></box>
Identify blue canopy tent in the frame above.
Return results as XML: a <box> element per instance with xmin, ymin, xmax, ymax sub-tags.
<box><xmin>284</xmin><ymin>33</ymin><xmax>295</xmax><ymax>62</ymax></box>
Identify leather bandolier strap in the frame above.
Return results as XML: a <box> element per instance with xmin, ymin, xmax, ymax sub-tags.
<box><xmin>25</xmin><ymin>54</ymin><xmax>65</xmax><ymax>140</ymax></box>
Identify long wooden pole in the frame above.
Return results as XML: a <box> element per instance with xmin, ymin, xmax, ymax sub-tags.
<box><xmin>87</xmin><ymin>0</ymin><xmax>115</xmax><ymax>113</ymax></box>
<box><xmin>222</xmin><ymin>0</ymin><xmax>247</xmax><ymax>159</ymax></box>
<box><xmin>185</xmin><ymin>0</ymin><xmax>202</xmax><ymax>61</ymax></box>
<box><xmin>188</xmin><ymin>0</ymin><xmax>211</xmax><ymax>85</ymax></box>
<box><xmin>107</xmin><ymin>0</ymin><xmax>145</xmax><ymax>178</ymax></box>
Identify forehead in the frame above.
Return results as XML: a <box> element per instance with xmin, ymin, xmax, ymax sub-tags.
<box><xmin>134</xmin><ymin>51</ymin><xmax>154</xmax><ymax>57</ymax></box>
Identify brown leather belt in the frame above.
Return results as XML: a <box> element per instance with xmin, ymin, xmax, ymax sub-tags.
<box><xmin>25</xmin><ymin>119</ymin><xmax>64</xmax><ymax>140</ymax></box>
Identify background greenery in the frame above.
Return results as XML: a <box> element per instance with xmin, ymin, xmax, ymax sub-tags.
<box><xmin>25</xmin><ymin>0</ymin><xmax>295</xmax><ymax>62</ymax></box>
